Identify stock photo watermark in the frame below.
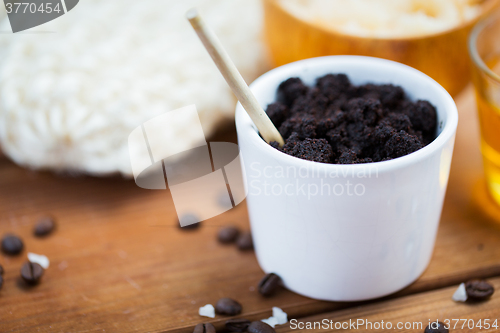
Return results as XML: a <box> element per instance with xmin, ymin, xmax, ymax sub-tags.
<box><xmin>289</xmin><ymin>318</ymin><xmax>500</xmax><ymax>331</ymax></box>
<box><xmin>248</xmin><ymin>162</ymin><xmax>379</xmax><ymax>199</ymax></box>
<box><xmin>128</xmin><ymin>105</ymin><xmax>379</xmax><ymax>226</ymax></box>
<box><xmin>128</xmin><ymin>105</ymin><xmax>247</xmax><ymax>227</ymax></box>
<box><xmin>2</xmin><ymin>0</ymin><xmax>79</xmax><ymax>32</ymax></box>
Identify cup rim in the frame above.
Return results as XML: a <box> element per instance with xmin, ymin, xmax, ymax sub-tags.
<box><xmin>469</xmin><ymin>10</ymin><xmax>500</xmax><ymax>83</ymax></box>
<box><xmin>235</xmin><ymin>56</ymin><xmax>458</xmax><ymax>173</ymax></box>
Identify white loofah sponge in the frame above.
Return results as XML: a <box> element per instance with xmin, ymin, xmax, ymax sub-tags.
<box><xmin>0</xmin><ymin>0</ymin><xmax>268</xmax><ymax>176</ymax></box>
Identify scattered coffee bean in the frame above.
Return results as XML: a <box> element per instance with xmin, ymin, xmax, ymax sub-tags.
<box><xmin>258</xmin><ymin>273</ymin><xmax>282</xmax><ymax>296</ymax></box>
<box><xmin>248</xmin><ymin>321</ymin><xmax>276</xmax><ymax>333</ymax></box>
<box><xmin>424</xmin><ymin>321</ymin><xmax>448</xmax><ymax>333</ymax></box>
<box><xmin>225</xmin><ymin>318</ymin><xmax>251</xmax><ymax>332</ymax></box>
<box><xmin>193</xmin><ymin>323</ymin><xmax>216</xmax><ymax>333</ymax></box>
<box><xmin>20</xmin><ymin>262</ymin><xmax>44</xmax><ymax>285</ymax></box>
<box><xmin>0</xmin><ymin>264</ymin><xmax>4</xmax><ymax>275</ymax></box>
<box><xmin>465</xmin><ymin>279</ymin><xmax>494</xmax><ymax>300</ymax></box>
<box><xmin>34</xmin><ymin>216</ymin><xmax>56</xmax><ymax>237</ymax></box>
<box><xmin>215</xmin><ymin>298</ymin><xmax>242</xmax><ymax>316</ymax></box>
<box><xmin>236</xmin><ymin>232</ymin><xmax>253</xmax><ymax>251</ymax></box>
<box><xmin>218</xmin><ymin>226</ymin><xmax>240</xmax><ymax>244</ymax></box>
<box><xmin>177</xmin><ymin>214</ymin><xmax>201</xmax><ymax>230</ymax></box>
<box><xmin>1</xmin><ymin>234</ymin><xmax>24</xmax><ymax>255</ymax></box>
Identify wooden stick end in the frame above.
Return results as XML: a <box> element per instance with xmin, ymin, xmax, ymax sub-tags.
<box><xmin>186</xmin><ymin>8</ymin><xmax>202</xmax><ymax>29</ymax></box>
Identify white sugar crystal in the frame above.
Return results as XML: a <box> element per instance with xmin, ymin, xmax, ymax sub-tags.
<box><xmin>27</xmin><ymin>252</ymin><xmax>50</xmax><ymax>269</ymax></box>
<box><xmin>272</xmin><ymin>307</ymin><xmax>288</xmax><ymax>325</ymax></box>
<box><xmin>198</xmin><ymin>304</ymin><xmax>215</xmax><ymax>318</ymax></box>
<box><xmin>452</xmin><ymin>283</ymin><xmax>468</xmax><ymax>302</ymax></box>
<box><xmin>261</xmin><ymin>307</ymin><xmax>288</xmax><ymax>328</ymax></box>
<box><xmin>262</xmin><ymin>316</ymin><xmax>279</xmax><ymax>328</ymax></box>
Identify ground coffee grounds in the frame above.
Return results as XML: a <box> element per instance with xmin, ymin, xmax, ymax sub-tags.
<box><xmin>267</xmin><ymin>74</ymin><xmax>437</xmax><ymax>164</ymax></box>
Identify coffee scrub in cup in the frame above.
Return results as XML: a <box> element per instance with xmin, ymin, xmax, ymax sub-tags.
<box><xmin>235</xmin><ymin>56</ymin><xmax>458</xmax><ymax>301</ymax></box>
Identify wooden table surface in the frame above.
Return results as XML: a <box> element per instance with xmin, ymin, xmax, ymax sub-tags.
<box><xmin>1</xmin><ymin>86</ymin><xmax>500</xmax><ymax>332</ymax></box>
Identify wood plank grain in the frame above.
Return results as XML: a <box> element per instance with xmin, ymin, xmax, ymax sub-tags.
<box><xmin>276</xmin><ymin>277</ymin><xmax>500</xmax><ymax>333</ymax></box>
<box><xmin>0</xmin><ymin>87</ymin><xmax>499</xmax><ymax>332</ymax></box>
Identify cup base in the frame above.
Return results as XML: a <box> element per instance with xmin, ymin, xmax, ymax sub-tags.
<box><xmin>273</xmin><ymin>254</ymin><xmax>431</xmax><ymax>302</ymax></box>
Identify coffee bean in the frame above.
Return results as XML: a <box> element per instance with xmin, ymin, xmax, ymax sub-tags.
<box><xmin>0</xmin><ymin>264</ymin><xmax>4</xmax><ymax>275</ymax></box>
<box><xmin>258</xmin><ymin>273</ymin><xmax>282</xmax><ymax>296</ymax></box>
<box><xmin>218</xmin><ymin>226</ymin><xmax>240</xmax><ymax>244</ymax></box>
<box><xmin>236</xmin><ymin>232</ymin><xmax>253</xmax><ymax>251</ymax></box>
<box><xmin>225</xmin><ymin>318</ymin><xmax>251</xmax><ymax>332</ymax></box>
<box><xmin>20</xmin><ymin>262</ymin><xmax>44</xmax><ymax>285</ymax></box>
<box><xmin>215</xmin><ymin>298</ymin><xmax>242</xmax><ymax>316</ymax></box>
<box><xmin>34</xmin><ymin>216</ymin><xmax>56</xmax><ymax>237</ymax></box>
<box><xmin>1</xmin><ymin>234</ymin><xmax>24</xmax><ymax>255</ymax></box>
<box><xmin>193</xmin><ymin>323</ymin><xmax>216</xmax><ymax>333</ymax></box>
<box><xmin>465</xmin><ymin>279</ymin><xmax>494</xmax><ymax>300</ymax></box>
<box><xmin>177</xmin><ymin>214</ymin><xmax>201</xmax><ymax>230</ymax></box>
<box><xmin>424</xmin><ymin>321</ymin><xmax>448</xmax><ymax>333</ymax></box>
<box><xmin>248</xmin><ymin>321</ymin><xmax>276</xmax><ymax>333</ymax></box>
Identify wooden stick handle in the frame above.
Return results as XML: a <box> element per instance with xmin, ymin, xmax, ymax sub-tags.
<box><xmin>186</xmin><ymin>8</ymin><xmax>284</xmax><ymax>146</ymax></box>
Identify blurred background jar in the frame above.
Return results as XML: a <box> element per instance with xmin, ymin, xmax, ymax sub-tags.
<box><xmin>263</xmin><ymin>0</ymin><xmax>500</xmax><ymax>96</ymax></box>
<box><xmin>469</xmin><ymin>11</ymin><xmax>500</xmax><ymax>206</ymax></box>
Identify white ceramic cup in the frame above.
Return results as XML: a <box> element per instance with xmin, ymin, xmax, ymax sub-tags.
<box><xmin>235</xmin><ymin>56</ymin><xmax>458</xmax><ymax>301</ymax></box>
